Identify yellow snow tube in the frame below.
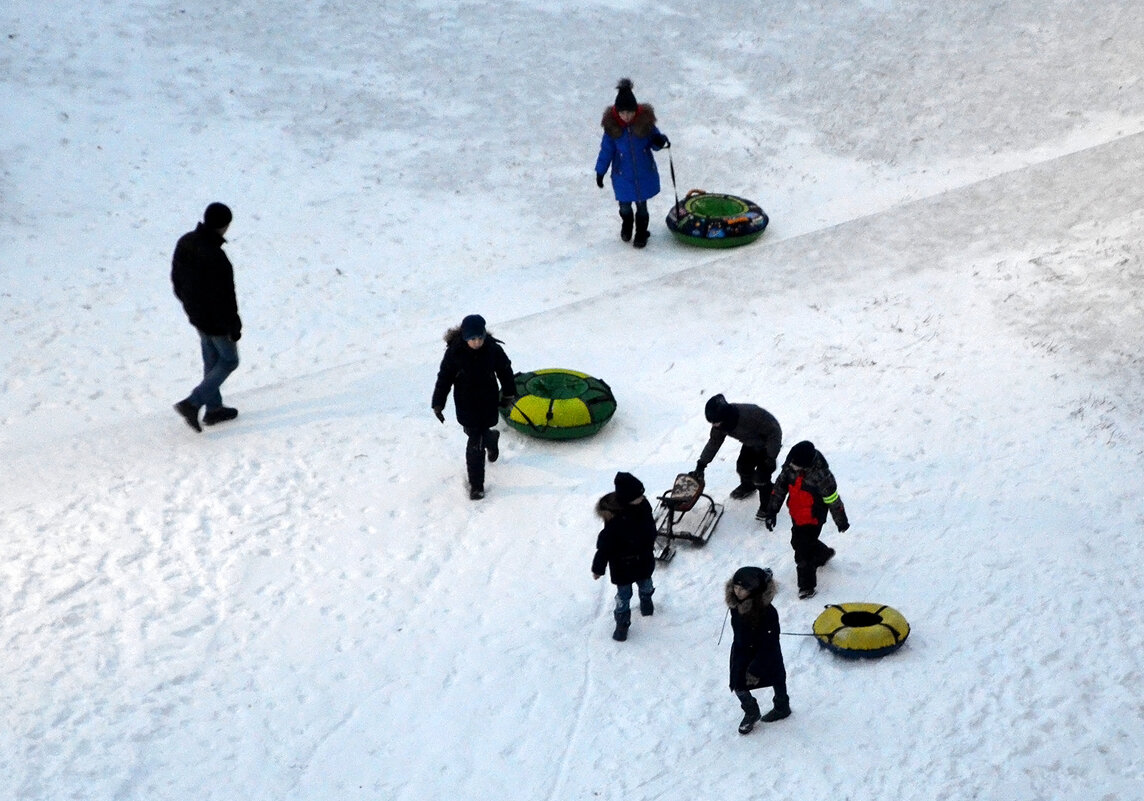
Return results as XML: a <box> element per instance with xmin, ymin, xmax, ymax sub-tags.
<box><xmin>500</xmin><ymin>368</ymin><xmax>617</xmax><ymax>440</ymax></box>
<box><xmin>813</xmin><ymin>603</ymin><xmax>910</xmax><ymax>658</ymax></box>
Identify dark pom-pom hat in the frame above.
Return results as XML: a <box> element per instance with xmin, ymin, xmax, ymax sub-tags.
<box><xmin>614</xmin><ymin>78</ymin><xmax>638</xmax><ymax>112</ymax></box>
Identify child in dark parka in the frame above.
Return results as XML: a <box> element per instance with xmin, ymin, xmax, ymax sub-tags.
<box><xmin>726</xmin><ymin>565</ymin><xmax>791</xmax><ymax>734</ymax></box>
<box><xmin>592</xmin><ymin>472</ymin><xmax>658</xmax><ymax>641</ymax></box>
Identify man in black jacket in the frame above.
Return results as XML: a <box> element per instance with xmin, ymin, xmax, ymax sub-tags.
<box><xmin>171</xmin><ymin>202</ymin><xmax>242</xmax><ymax>432</ymax></box>
<box><xmin>693</xmin><ymin>394</ymin><xmax>782</xmax><ymax>514</ymax></box>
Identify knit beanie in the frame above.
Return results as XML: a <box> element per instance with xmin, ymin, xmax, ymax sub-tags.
<box><xmin>788</xmin><ymin>440</ymin><xmax>817</xmax><ymax>468</ymax></box>
<box><xmin>460</xmin><ymin>314</ymin><xmax>487</xmax><ymax>340</ymax></box>
<box><xmin>203</xmin><ymin>202</ymin><xmax>232</xmax><ymax>229</ymax></box>
<box><xmin>731</xmin><ymin>566</ymin><xmax>772</xmax><ymax>593</ymax></box>
<box><xmin>614</xmin><ymin>78</ymin><xmax>638</xmax><ymax>112</ymax></box>
<box><xmin>613</xmin><ymin>471</ymin><xmax>645</xmax><ymax>504</ymax></box>
<box><xmin>704</xmin><ymin>393</ymin><xmax>731</xmax><ymax>424</ymax></box>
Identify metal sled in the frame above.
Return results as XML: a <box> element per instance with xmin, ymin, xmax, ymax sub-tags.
<box><xmin>652</xmin><ymin>473</ymin><xmax>724</xmax><ymax>562</ymax></box>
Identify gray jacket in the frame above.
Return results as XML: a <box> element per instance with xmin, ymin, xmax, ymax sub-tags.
<box><xmin>697</xmin><ymin>403</ymin><xmax>782</xmax><ymax>468</ymax></box>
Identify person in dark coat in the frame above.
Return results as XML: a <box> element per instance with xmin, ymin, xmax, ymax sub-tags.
<box><xmin>171</xmin><ymin>202</ymin><xmax>243</xmax><ymax>432</ymax></box>
<box><xmin>431</xmin><ymin>314</ymin><xmax>516</xmax><ymax>500</ymax></box>
<box><xmin>693</xmin><ymin>394</ymin><xmax>782</xmax><ymax>514</ymax></box>
<box><xmin>591</xmin><ymin>472</ymin><xmax>658</xmax><ymax>642</ymax></box>
<box><xmin>726</xmin><ymin>565</ymin><xmax>790</xmax><ymax>734</ymax></box>
<box><xmin>763</xmin><ymin>440</ymin><xmax>850</xmax><ymax>599</ymax></box>
<box><xmin>594</xmin><ymin>78</ymin><xmax>670</xmax><ymax>248</ymax></box>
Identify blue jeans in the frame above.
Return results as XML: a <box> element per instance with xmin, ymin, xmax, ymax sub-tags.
<box><xmin>615</xmin><ymin>577</ymin><xmax>655</xmax><ymax>615</ymax></box>
<box><xmin>188</xmin><ymin>333</ymin><xmax>239</xmax><ymax>410</ymax></box>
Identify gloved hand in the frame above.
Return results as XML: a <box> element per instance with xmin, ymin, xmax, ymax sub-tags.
<box><xmin>432</xmin><ymin>407</ymin><xmax>445</xmax><ymax>423</ymax></box>
<box><xmin>690</xmin><ymin>462</ymin><xmax>705</xmax><ymax>481</ymax></box>
<box><xmin>596</xmin><ymin>173</ymin><xmax>605</xmax><ymax>188</ymax></box>
<box><xmin>763</xmin><ymin>514</ymin><xmax>776</xmax><ymax>531</ymax></box>
<box><xmin>499</xmin><ymin>394</ymin><xmax>516</xmax><ymax>409</ymax></box>
<box><xmin>231</xmin><ymin>330</ymin><xmax>242</xmax><ymax>342</ymax></box>
<box><xmin>838</xmin><ymin>521</ymin><xmax>850</xmax><ymax>533</ymax></box>
<box><xmin>651</xmin><ymin>133</ymin><xmax>670</xmax><ymax>149</ymax></box>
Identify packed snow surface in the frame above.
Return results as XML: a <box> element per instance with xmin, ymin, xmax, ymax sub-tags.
<box><xmin>2</xmin><ymin>1</ymin><xmax>1143</xmax><ymax>799</ymax></box>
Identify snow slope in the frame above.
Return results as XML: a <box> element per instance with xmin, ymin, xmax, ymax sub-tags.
<box><xmin>2</xmin><ymin>1</ymin><xmax>1143</xmax><ymax>799</ymax></box>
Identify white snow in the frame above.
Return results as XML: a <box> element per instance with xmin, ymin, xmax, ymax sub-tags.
<box><xmin>3</xmin><ymin>1</ymin><xmax>1143</xmax><ymax>799</ymax></box>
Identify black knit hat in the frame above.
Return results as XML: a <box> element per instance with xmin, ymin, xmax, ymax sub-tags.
<box><xmin>705</xmin><ymin>394</ymin><xmax>731</xmax><ymax>423</ymax></box>
<box><xmin>460</xmin><ymin>314</ymin><xmax>486</xmax><ymax>340</ymax></box>
<box><xmin>614</xmin><ymin>78</ymin><xmax>638</xmax><ymax>112</ymax></box>
<box><xmin>788</xmin><ymin>440</ymin><xmax>817</xmax><ymax>468</ymax></box>
<box><xmin>203</xmin><ymin>202</ymin><xmax>232</xmax><ymax>229</ymax></box>
<box><xmin>731</xmin><ymin>566</ymin><xmax>772</xmax><ymax>592</ymax></box>
<box><xmin>613</xmin><ymin>471</ymin><xmax>645</xmax><ymax>504</ymax></box>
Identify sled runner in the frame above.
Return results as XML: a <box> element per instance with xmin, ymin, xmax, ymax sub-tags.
<box><xmin>652</xmin><ymin>473</ymin><xmax>724</xmax><ymax>562</ymax></box>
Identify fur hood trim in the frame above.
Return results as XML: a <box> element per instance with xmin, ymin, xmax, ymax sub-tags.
<box><xmin>724</xmin><ymin>576</ymin><xmax>777</xmax><ymax>614</ymax></box>
<box><xmin>444</xmin><ymin>326</ymin><xmax>501</xmax><ymax>346</ymax></box>
<box><xmin>596</xmin><ymin>491</ymin><xmax>624</xmax><ymax>521</ymax></box>
<box><xmin>600</xmin><ymin>104</ymin><xmax>657</xmax><ymax>139</ymax></box>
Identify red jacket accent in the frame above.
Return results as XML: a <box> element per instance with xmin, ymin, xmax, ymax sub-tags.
<box><xmin>786</xmin><ymin>476</ymin><xmax>819</xmax><ymax>526</ymax></box>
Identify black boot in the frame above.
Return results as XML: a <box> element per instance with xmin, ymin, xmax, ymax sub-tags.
<box><xmin>729</xmin><ymin>480</ymin><xmax>755</xmax><ymax>500</ymax></box>
<box><xmin>796</xmin><ymin>561</ymin><xmax>817</xmax><ymax>599</ymax></box>
<box><xmin>612</xmin><ymin>610</ymin><xmax>631</xmax><ymax>641</ymax></box>
<box><xmin>738</xmin><ymin>694</ymin><xmax>762</xmax><ymax>734</ymax></box>
<box><xmin>485</xmin><ymin>429</ymin><xmax>500</xmax><ymax>463</ymax></box>
<box><xmin>619</xmin><ymin>211</ymin><xmax>634</xmax><ymax>242</ymax></box>
<box><xmin>639</xmin><ymin>594</ymin><xmax>654</xmax><ymax>616</ymax></box>
<box><xmin>632</xmin><ymin>211</ymin><xmax>650</xmax><ymax>248</ymax></box>
<box><xmin>761</xmin><ymin>693</ymin><xmax>791</xmax><ymax>722</ymax></box>
<box><xmin>466</xmin><ymin>429</ymin><xmax>486</xmax><ymax>498</ymax></box>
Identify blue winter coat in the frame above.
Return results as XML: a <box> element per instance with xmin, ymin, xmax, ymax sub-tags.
<box><xmin>594</xmin><ymin>105</ymin><xmax>665</xmax><ymax>204</ymax></box>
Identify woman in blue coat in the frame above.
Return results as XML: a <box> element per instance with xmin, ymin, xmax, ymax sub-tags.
<box><xmin>595</xmin><ymin>78</ymin><xmax>670</xmax><ymax>248</ymax></box>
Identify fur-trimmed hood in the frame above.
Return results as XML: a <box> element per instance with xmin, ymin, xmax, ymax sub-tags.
<box><xmin>724</xmin><ymin>576</ymin><xmax>777</xmax><ymax>621</ymax></box>
<box><xmin>443</xmin><ymin>326</ymin><xmax>502</xmax><ymax>347</ymax></box>
<box><xmin>596</xmin><ymin>491</ymin><xmax>625</xmax><ymax>521</ymax></box>
<box><xmin>600</xmin><ymin>104</ymin><xmax>657</xmax><ymax>139</ymax></box>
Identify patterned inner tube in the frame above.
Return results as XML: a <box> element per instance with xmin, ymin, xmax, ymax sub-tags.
<box><xmin>665</xmin><ymin>190</ymin><xmax>769</xmax><ymax>248</ymax></box>
<box><xmin>501</xmin><ymin>369</ymin><xmax>617</xmax><ymax>440</ymax></box>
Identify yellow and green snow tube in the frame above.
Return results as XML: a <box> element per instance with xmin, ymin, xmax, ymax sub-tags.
<box><xmin>813</xmin><ymin>603</ymin><xmax>910</xmax><ymax>658</ymax></box>
<box><xmin>501</xmin><ymin>368</ymin><xmax>616</xmax><ymax>440</ymax></box>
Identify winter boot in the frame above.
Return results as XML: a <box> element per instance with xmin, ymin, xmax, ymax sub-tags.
<box><xmin>738</xmin><ymin>694</ymin><xmax>762</xmax><ymax>734</ymax></box>
<box><xmin>174</xmin><ymin>400</ymin><xmax>202</xmax><ymax>433</ymax></box>
<box><xmin>761</xmin><ymin>694</ymin><xmax>792</xmax><ymax>722</ymax></box>
<box><xmin>619</xmin><ymin>210</ymin><xmax>635</xmax><ymax>242</ymax></box>
<box><xmin>202</xmin><ymin>406</ymin><xmax>238</xmax><ymax>426</ymax></box>
<box><xmin>796</xmin><ymin>561</ymin><xmax>817</xmax><ymax>599</ymax></box>
<box><xmin>466</xmin><ymin>434</ymin><xmax>486</xmax><ymax>497</ymax></box>
<box><xmin>816</xmin><ymin>545</ymin><xmax>836</xmax><ymax>567</ymax></box>
<box><xmin>632</xmin><ymin>211</ymin><xmax>650</xmax><ymax>248</ymax></box>
<box><xmin>639</xmin><ymin>595</ymin><xmax>655</xmax><ymax>616</ymax></box>
<box><xmin>729</xmin><ymin>481</ymin><xmax>756</xmax><ymax>500</ymax></box>
<box><xmin>612</xmin><ymin>610</ymin><xmax>631</xmax><ymax>641</ymax></box>
<box><xmin>485</xmin><ymin>429</ymin><xmax>500</xmax><ymax>463</ymax></box>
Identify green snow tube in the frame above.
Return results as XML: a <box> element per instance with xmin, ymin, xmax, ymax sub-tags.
<box><xmin>666</xmin><ymin>189</ymin><xmax>769</xmax><ymax>248</ymax></box>
<box><xmin>501</xmin><ymin>368</ymin><xmax>617</xmax><ymax>440</ymax></box>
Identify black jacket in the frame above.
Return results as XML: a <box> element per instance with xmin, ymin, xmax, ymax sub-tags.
<box><xmin>171</xmin><ymin>223</ymin><xmax>242</xmax><ymax>338</ymax></box>
<box><xmin>768</xmin><ymin>449</ymin><xmax>849</xmax><ymax>531</ymax></box>
<box><xmin>697</xmin><ymin>403</ymin><xmax>782</xmax><ymax>469</ymax></box>
<box><xmin>726</xmin><ymin>578</ymin><xmax>786</xmax><ymax>691</ymax></box>
<box><xmin>591</xmin><ymin>493</ymin><xmax>657</xmax><ymax>586</ymax></box>
<box><xmin>431</xmin><ymin>330</ymin><xmax>515</xmax><ymax>429</ymax></box>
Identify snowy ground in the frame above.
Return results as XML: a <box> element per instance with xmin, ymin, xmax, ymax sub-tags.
<box><xmin>2</xmin><ymin>1</ymin><xmax>1143</xmax><ymax>799</ymax></box>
